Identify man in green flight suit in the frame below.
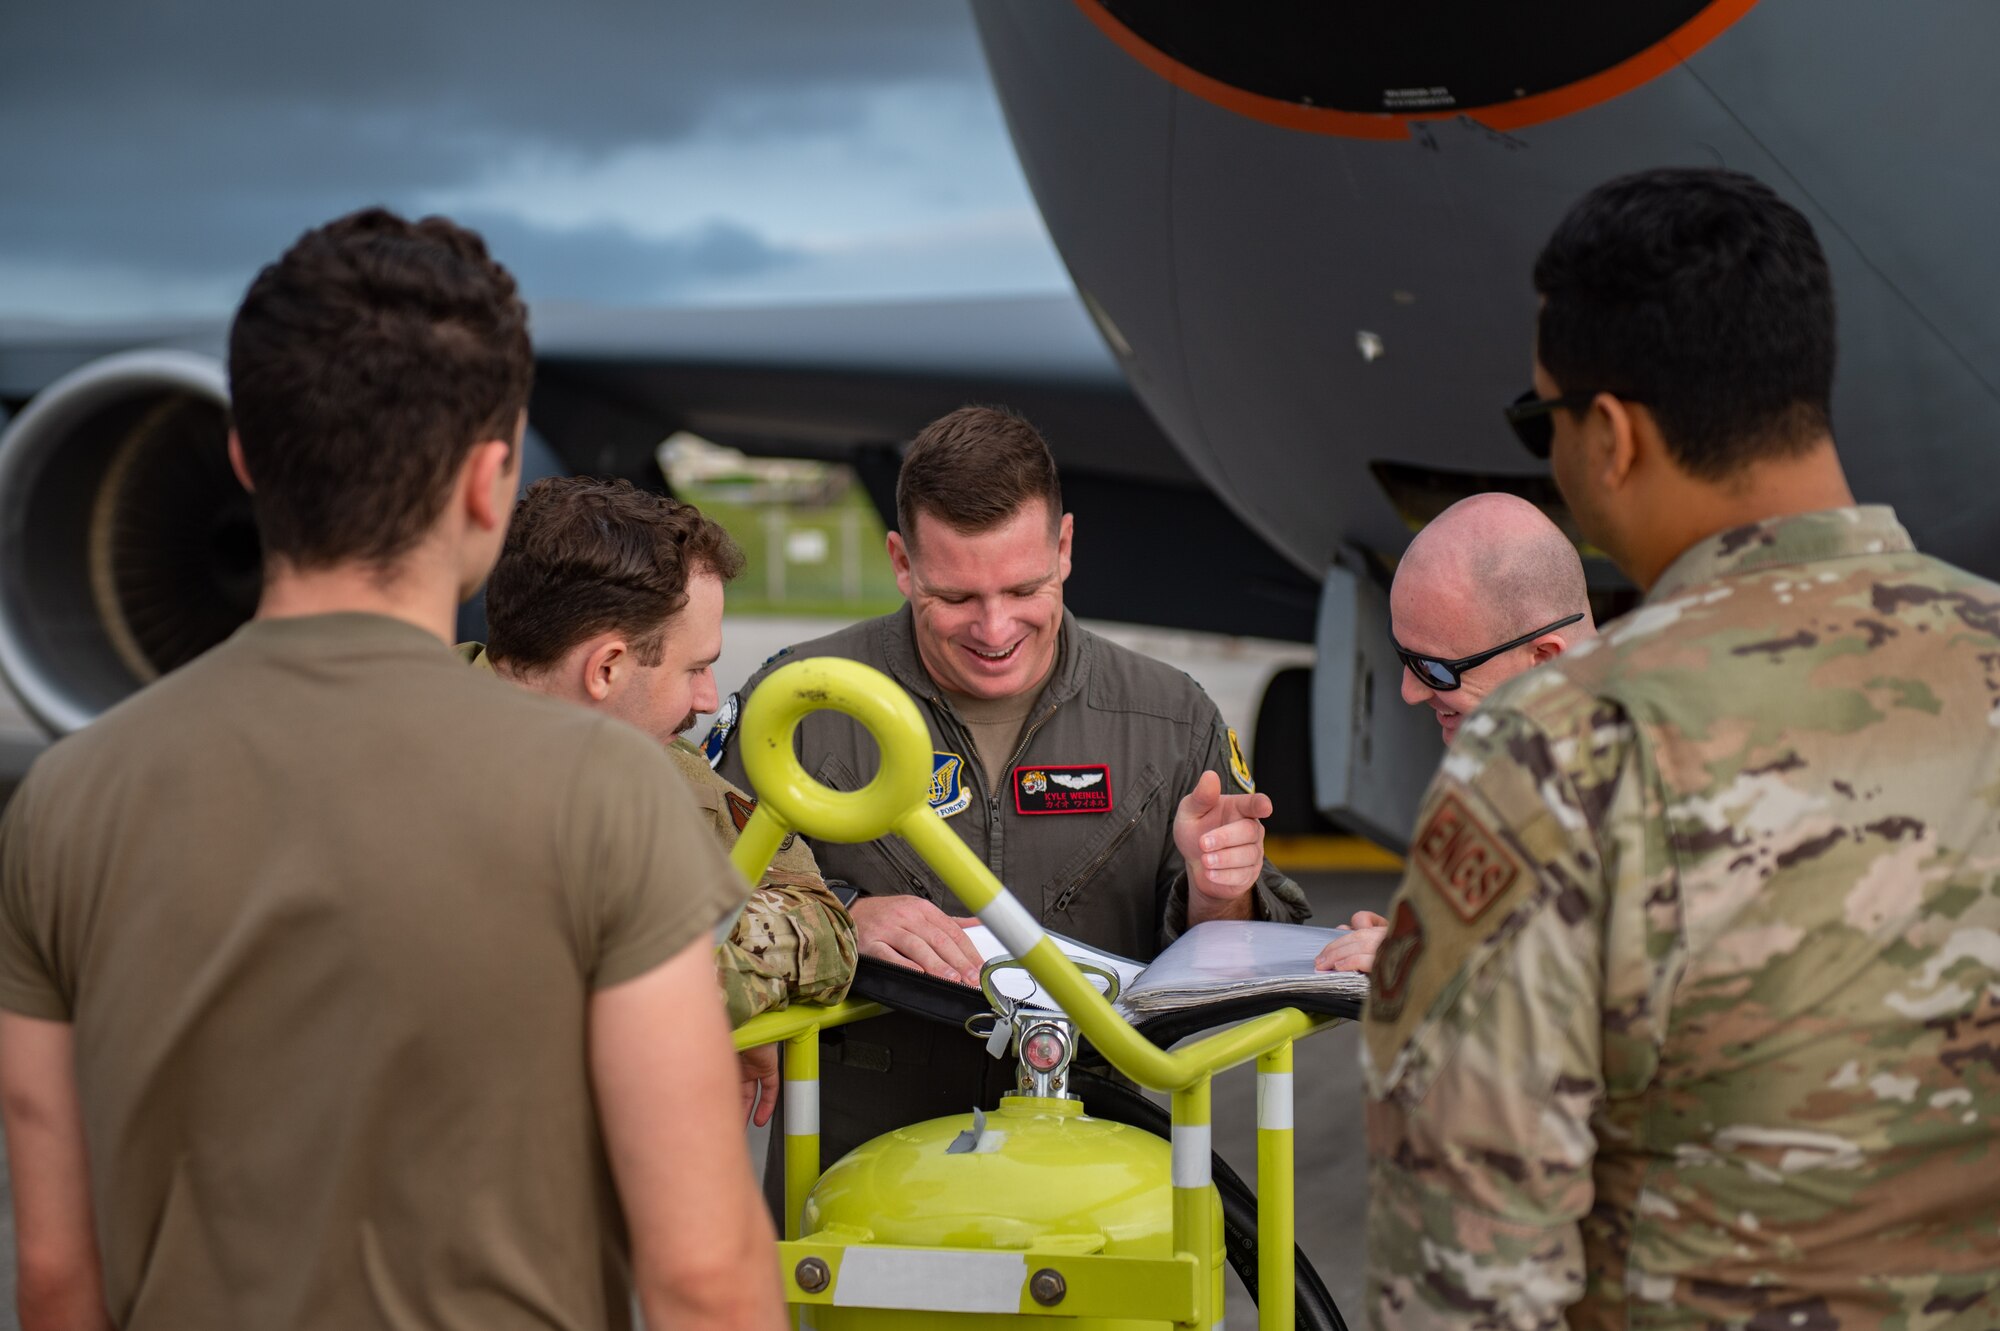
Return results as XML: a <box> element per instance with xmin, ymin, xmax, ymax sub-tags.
<box><xmin>711</xmin><ymin>405</ymin><xmax>1367</xmax><ymax>1198</ymax></box>
<box><xmin>1362</xmin><ymin>168</ymin><xmax>2000</xmax><ymax>1329</ymax></box>
<box><xmin>461</xmin><ymin>475</ymin><xmax>858</xmax><ymax>1122</ymax></box>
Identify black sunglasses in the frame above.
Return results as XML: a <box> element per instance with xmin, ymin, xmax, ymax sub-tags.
<box><xmin>1393</xmin><ymin>613</ymin><xmax>1586</xmax><ymax>692</ymax></box>
<box><xmin>1504</xmin><ymin>387</ymin><xmax>1638</xmax><ymax>459</ymax></box>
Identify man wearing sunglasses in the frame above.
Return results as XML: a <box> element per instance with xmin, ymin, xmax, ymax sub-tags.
<box><xmin>1389</xmin><ymin>492</ymin><xmax>1595</xmax><ymax>746</ymax></box>
<box><xmin>1363</xmin><ymin>168</ymin><xmax>2000</xmax><ymax>1331</ymax></box>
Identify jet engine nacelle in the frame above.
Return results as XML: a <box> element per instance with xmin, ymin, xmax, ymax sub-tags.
<box><xmin>0</xmin><ymin>350</ymin><xmax>256</xmax><ymax>735</ymax></box>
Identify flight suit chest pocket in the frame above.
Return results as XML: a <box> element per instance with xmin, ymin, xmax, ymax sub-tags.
<box><xmin>1047</xmin><ymin>761</ymin><xmax>1167</xmax><ymax>917</ymax></box>
<box><xmin>814</xmin><ymin>754</ymin><xmax>948</xmax><ymax>904</ymax></box>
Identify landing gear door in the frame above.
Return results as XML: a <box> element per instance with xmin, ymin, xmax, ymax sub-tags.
<box><xmin>1311</xmin><ymin>559</ymin><xmax>1442</xmax><ymax>854</ymax></box>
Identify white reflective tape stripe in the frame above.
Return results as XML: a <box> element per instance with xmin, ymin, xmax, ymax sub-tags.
<box><xmin>1258</xmin><ymin>1071</ymin><xmax>1294</xmax><ymax>1131</ymax></box>
<box><xmin>1172</xmin><ymin>1124</ymin><xmax>1211</xmax><ymax>1187</ymax></box>
<box><xmin>833</xmin><ymin>1247</ymin><xmax>1027</xmax><ymax>1312</ymax></box>
<box><xmin>979</xmin><ymin>891</ymin><xmax>1046</xmax><ymax>960</ymax></box>
<box><xmin>784</xmin><ymin>1079</ymin><xmax>819</xmax><ymax>1136</ymax></box>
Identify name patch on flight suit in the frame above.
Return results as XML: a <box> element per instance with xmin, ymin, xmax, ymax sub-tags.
<box><xmin>1413</xmin><ymin>794</ymin><xmax>1521</xmax><ymax>923</ymax></box>
<box><xmin>930</xmin><ymin>752</ymin><xmax>971</xmax><ymax>819</ymax></box>
<box><xmin>1014</xmin><ymin>764</ymin><xmax>1113</xmax><ymax>815</ymax></box>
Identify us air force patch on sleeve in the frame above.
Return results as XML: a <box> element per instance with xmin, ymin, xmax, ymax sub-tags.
<box><xmin>1368</xmin><ymin>900</ymin><xmax>1425</xmax><ymax>1022</ymax></box>
<box><xmin>1413</xmin><ymin>794</ymin><xmax>1522</xmax><ymax>923</ymax></box>
<box><xmin>702</xmin><ymin>693</ymin><xmax>740</xmax><ymax>769</ymax></box>
<box><xmin>929</xmin><ymin>752</ymin><xmax>971</xmax><ymax>818</ymax></box>
<box><xmin>1226</xmin><ymin>727</ymin><xmax>1255</xmax><ymax>793</ymax></box>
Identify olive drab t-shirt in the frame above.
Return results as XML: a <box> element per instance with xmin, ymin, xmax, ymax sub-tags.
<box><xmin>0</xmin><ymin>613</ymin><xmax>745</xmax><ymax>1331</ymax></box>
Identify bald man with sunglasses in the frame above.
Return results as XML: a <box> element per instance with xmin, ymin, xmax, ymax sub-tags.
<box><xmin>1314</xmin><ymin>492</ymin><xmax>1593</xmax><ymax>974</ymax></box>
<box><xmin>1389</xmin><ymin>492</ymin><xmax>1595</xmax><ymax>744</ymax></box>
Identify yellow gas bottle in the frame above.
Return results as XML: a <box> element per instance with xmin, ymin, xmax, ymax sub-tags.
<box><xmin>800</xmin><ymin>1094</ymin><xmax>1223</xmax><ymax>1328</ymax></box>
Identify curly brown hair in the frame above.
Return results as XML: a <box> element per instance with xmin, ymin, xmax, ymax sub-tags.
<box><xmin>483</xmin><ymin>476</ymin><xmax>745</xmax><ymax>671</ymax></box>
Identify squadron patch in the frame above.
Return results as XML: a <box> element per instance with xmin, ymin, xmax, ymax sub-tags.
<box><xmin>724</xmin><ymin>789</ymin><xmax>797</xmax><ymax>853</ymax></box>
<box><xmin>1226</xmin><ymin>727</ymin><xmax>1256</xmax><ymax>793</ymax></box>
<box><xmin>1014</xmin><ymin>763</ymin><xmax>1113</xmax><ymax>815</ymax></box>
<box><xmin>929</xmin><ymin>752</ymin><xmax>971</xmax><ymax>819</ymax></box>
<box><xmin>1368</xmin><ymin>900</ymin><xmax>1425</xmax><ymax>1022</ymax></box>
<box><xmin>1412</xmin><ymin>794</ymin><xmax>1522</xmax><ymax>923</ymax></box>
<box><xmin>702</xmin><ymin>693</ymin><xmax>740</xmax><ymax>769</ymax></box>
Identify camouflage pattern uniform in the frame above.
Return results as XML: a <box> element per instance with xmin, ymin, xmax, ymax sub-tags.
<box><xmin>458</xmin><ymin>644</ymin><xmax>857</xmax><ymax>1026</ymax></box>
<box><xmin>1362</xmin><ymin>508</ymin><xmax>2000</xmax><ymax>1331</ymax></box>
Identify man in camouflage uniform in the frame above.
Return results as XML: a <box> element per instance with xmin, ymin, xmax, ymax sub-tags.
<box><xmin>1364</xmin><ymin>167</ymin><xmax>2000</xmax><ymax>1330</ymax></box>
<box><xmin>463</xmin><ymin>476</ymin><xmax>857</xmax><ymax>1120</ymax></box>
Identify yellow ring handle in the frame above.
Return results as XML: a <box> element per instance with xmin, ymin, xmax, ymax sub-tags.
<box><xmin>736</xmin><ymin>657</ymin><xmax>934</xmax><ymax>845</ymax></box>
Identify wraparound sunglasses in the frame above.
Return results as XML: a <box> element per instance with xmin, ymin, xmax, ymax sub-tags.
<box><xmin>1393</xmin><ymin>613</ymin><xmax>1586</xmax><ymax>691</ymax></box>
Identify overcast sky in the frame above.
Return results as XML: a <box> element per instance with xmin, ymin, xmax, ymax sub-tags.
<box><xmin>0</xmin><ymin>0</ymin><xmax>1069</xmax><ymax>319</ymax></box>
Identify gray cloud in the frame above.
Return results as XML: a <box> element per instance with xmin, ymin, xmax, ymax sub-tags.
<box><xmin>0</xmin><ymin>0</ymin><xmax>993</xmax><ymax>311</ymax></box>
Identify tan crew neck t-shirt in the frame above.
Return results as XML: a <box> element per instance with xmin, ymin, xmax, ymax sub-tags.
<box><xmin>0</xmin><ymin>612</ymin><xmax>744</xmax><ymax>1331</ymax></box>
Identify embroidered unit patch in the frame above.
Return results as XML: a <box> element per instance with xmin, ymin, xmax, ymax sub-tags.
<box><xmin>1226</xmin><ymin>727</ymin><xmax>1256</xmax><ymax>793</ymax></box>
<box><xmin>1412</xmin><ymin>794</ymin><xmax>1522</xmax><ymax>923</ymax></box>
<box><xmin>1368</xmin><ymin>899</ymin><xmax>1425</xmax><ymax>1022</ymax></box>
<box><xmin>1014</xmin><ymin>763</ymin><xmax>1113</xmax><ymax>815</ymax></box>
<box><xmin>702</xmin><ymin>693</ymin><xmax>740</xmax><ymax>769</ymax></box>
<box><xmin>930</xmin><ymin>752</ymin><xmax>971</xmax><ymax>818</ymax></box>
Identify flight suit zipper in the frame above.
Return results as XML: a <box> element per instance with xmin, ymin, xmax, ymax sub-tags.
<box><xmin>932</xmin><ymin>691</ymin><xmax>1061</xmax><ymax>882</ymax></box>
<box><xmin>1049</xmin><ymin>781</ymin><xmax>1161</xmax><ymax>915</ymax></box>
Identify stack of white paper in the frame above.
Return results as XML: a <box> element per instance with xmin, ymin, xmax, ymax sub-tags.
<box><xmin>1118</xmin><ymin>920</ymin><xmax>1368</xmax><ymax>1014</ymax></box>
<box><xmin>958</xmin><ymin>918</ymin><xmax>1367</xmax><ymax>1020</ymax></box>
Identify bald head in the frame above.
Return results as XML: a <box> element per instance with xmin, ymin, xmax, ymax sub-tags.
<box><xmin>1391</xmin><ymin>493</ymin><xmax>1595</xmax><ymax>743</ymax></box>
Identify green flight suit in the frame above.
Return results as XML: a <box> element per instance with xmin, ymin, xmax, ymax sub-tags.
<box><xmin>710</xmin><ymin>607</ymin><xmax>1310</xmax><ymax>1201</ymax></box>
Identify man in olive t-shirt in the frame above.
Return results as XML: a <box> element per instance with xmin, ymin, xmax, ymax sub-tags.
<box><xmin>0</xmin><ymin>212</ymin><xmax>783</xmax><ymax>1330</ymax></box>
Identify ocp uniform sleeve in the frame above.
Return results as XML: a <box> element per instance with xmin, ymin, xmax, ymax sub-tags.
<box><xmin>716</xmin><ymin>878</ymin><xmax>859</xmax><ymax>1026</ymax></box>
<box><xmin>1360</xmin><ymin>682</ymin><xmax>1644</xmax><ymax>1331</ymax></box>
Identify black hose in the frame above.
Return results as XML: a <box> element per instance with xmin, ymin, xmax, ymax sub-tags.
<box><xmin>1071</xmin><ymin>1069</ymin><xmax>1348</xmax><ymax>1331</ymax></box>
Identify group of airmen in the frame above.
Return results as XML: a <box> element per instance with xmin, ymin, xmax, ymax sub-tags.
<box><xmin>0</xmin><ymin>164</ymin><xmax>1991</xmax><ymax>1330</ymax></box>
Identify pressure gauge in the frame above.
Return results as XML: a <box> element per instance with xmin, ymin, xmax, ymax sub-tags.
<box><xmin>1022</xmin><ymin>1025</ymin><xmax>1068</xmax><ymax>1075</ymax></box>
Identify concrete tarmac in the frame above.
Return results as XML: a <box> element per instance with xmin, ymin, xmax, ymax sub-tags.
<box><xmin>0</xmin><ymin>874</ymin><xmax>1394</xmax><ymax>1328</ymax></box>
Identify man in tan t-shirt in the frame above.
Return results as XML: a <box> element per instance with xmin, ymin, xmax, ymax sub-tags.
<box><xmin>0</xmin><ymin>211</ymin><xmax>782</xmax><ymax>1330</ymax></box>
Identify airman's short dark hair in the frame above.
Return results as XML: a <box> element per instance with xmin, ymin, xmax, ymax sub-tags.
<box><xmin>896</xmin><ymin>406</ymin><xmax>1063</xmax><ymax>545</ymax></box>
<box><xmin>228</xmin><ymin>208</ymin><xmax>533</xmax><ymax>568</ymax></box>
<box><xmin>1534</xmin><ymin>168</ymin><xmax>1835</xmax><ymax>480</ymax></box>
<box><xmin>484</xmin><ymin>476</ymin><xmax>744</xmax><ymax>672</ymax></box>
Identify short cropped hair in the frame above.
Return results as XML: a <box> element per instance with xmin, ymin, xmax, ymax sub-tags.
<box><xmin>483</xmin><ymin>476</ymin><xmax>745</xmax><ymax>672</ymax></box>
<box><xmin>896</xmin><ymin>406</ymin><xmax>1062</xmax><ymax>544</ymax></box>
<box><xmin>228</xmin><ymin>208</ymin><xmax>533</xmax><ymax>568</ymax></box>
<box><xmin>1533</xmin><ymin>168</ymin><xmax>1836</xmax><ymax>481</ymax></box>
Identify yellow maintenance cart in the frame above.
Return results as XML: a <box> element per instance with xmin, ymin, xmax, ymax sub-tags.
<box><xmin>729</xmin><ymin>658</ymin><xmax>1356</xmax><ymax>1329</ymax></box>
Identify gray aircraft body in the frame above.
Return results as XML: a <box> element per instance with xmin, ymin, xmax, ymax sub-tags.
<box><xmin>2</xmin><ymin>0</ymin><xmax>1993</xmax><ymax>847</ymax></box>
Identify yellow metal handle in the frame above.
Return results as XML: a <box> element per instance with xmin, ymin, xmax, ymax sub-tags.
<box><xmin>729</xmin><ymin>657</ymin><xmax>1333</xmax><ymax>1092</ymax></box>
